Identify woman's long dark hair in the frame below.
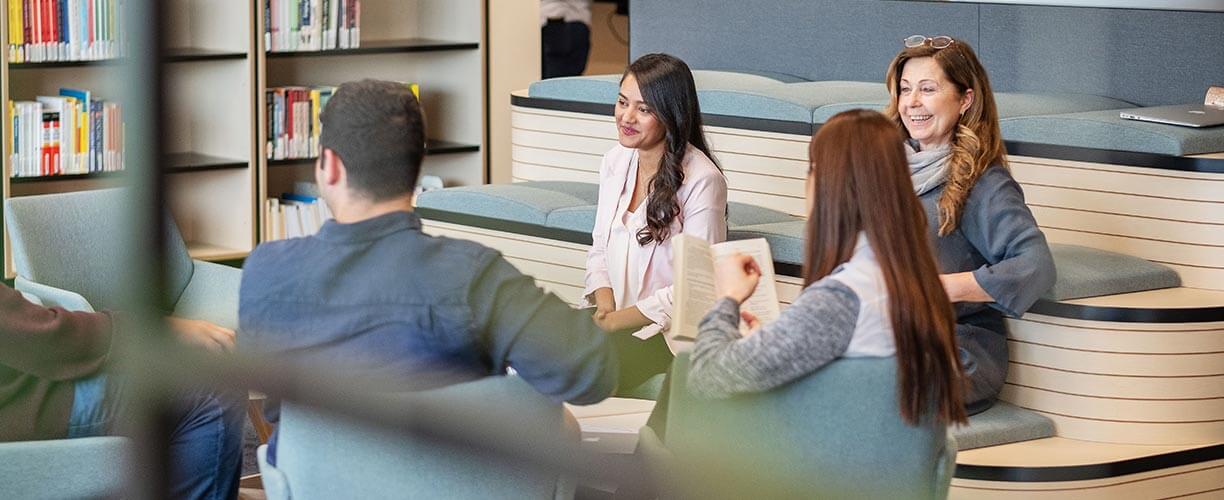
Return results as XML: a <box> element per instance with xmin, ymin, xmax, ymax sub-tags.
<box><xmin>623</xmin><ymin>53</ymin><xmax>717</xmax><ymax>246</ymax></box>
<box><xmin>804</xmin><ymin>109</ymin><xmax>967</xmax><ymax>426</ymax></box>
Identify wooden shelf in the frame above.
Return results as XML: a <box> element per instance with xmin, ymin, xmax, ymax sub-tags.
<box><xmin>165</xmin><ymin>153</ymin><xmax>249</xmax><ymax>173</ymax></box>
<box><xmin>164</xmin><ymin>48</ymin><xmax>249</xmax><ymax>63</ymax></box>
<box><xmin>266</xmin><ymin>38</ymin><xmax>478</xmax><ymax>58</ymax></box>
<box><xmin>267</xmin><ymin>139</ymin><xmax>480</xmax><ymax>166</ymax></box>
<box><xmin>9</xmin><ymin>171</ymin><xmax>126</xmax><ymax>183</ymax></box>
<box><xmin>7</xmin><ymin>58</ymin><xmax>124</xmax><ymax>69</ymax></box>
<box><xmin>186</xmin><ymin>241</ymin><xmax>250</xmax><ymax>261</ymax></box>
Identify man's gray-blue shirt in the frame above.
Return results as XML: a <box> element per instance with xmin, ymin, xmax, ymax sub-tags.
<box><xmin>239</xmin><ymin>211</ymin><xmax>617</xmax><ymax>458</ymax></box>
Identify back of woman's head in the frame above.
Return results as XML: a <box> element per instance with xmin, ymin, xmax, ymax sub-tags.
<box><xmin>624</xmin><ymin>53</ymin><xmax>717</xmax><ymax>245</ymax></box>
<box><xmin>884</xmin><ymin>38</ymin><xmax>1008</xmax><ymax>236</ymax></box>
<box><xmin>805</xmin><ymin>109</ymin><xmax>967</xmax><ymax>426</ymax></box>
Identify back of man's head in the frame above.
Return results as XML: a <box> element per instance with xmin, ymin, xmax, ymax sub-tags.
<box><xmin>320</xmin><ymin>79</ymin><xmax>426</xmax><ymax>200</ymax></box>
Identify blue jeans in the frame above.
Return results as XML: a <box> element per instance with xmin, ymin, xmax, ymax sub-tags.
<box><xmin>69</xmin><ymin>373</ymin><xmax>244</xmax><ymax>500</ymax></box>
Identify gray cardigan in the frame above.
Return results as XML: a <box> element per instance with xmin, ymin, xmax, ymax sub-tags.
<box><xmin>921</xmin><ymin>164</ymin><xmax>1056</xmax><ymax>320</ymax></box>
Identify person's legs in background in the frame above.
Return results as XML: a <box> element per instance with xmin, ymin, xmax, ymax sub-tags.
<box><xmin>166</xmin><ymin>387</ymin><xmax>245</xmax><ymax>500</ymax></box>
<box><xmin>68</xmin><ymin>373</ymin><xmax>244</xmax><ymax>500</ymax></box>
<box><xmin>542</xmin><ymin>19</ymin><xmax>591</xmax><ymax>79</ymax></box>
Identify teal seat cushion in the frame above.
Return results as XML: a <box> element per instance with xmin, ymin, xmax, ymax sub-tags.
<box><xmin>727</xmin><ymin>202</ymin><xmax>801</xmax><ymax>227</ymax></box>
<box><xmin>728</xmin><ymin>220</ymin><xmax>806</xmax><ymax>265</ymax></box>
<box><xmin>951</xmin><ymin>401</ymin><xmax>1055</xmax><ymax>451</ymax></box>
<box><xmin>528</xmin><ymin>70</ymin><xmax>794</xmax><ymax>105</ymax></box>
<box><xmin>704</xmin><ymin>81</ymin><xmax>887</xmax><ymax>124</ymax></box>
<box><xmin>527</xmin><ymin>74</ymin><xmax>621</xmax><ymax>104</ymax></box>
<box><xmin>545</xmin><ymin>205</ymin><xmax>597</xmax><ymax>233</ymax></box>
<box><xmin>1045</xmin><ymin>243</ymin><xmax>1181</xmax><ymax>301</ymax></box>
<box><xmin>1001</xmin><ymin>109</ymin><xmax>1224</xmax><ymax>156</ymax></box>
<box><xmin>514</xmin><ymin>180</ymin><xmax>600</xmax><ymax>204</ymax></box>
<box><xmin>415</xmin><ymin>184</ymin><xmax>590</xmax><ymax>225</ymax></box>
<box><xmin>993</xmin><ymin>92</ymin><xmax>1134</xmax><ymax>118</ymax></box>
<box><xmin>811</xmin><ymin>91</ymin><xmax>1134</xmax><ymax>124</ymax></box>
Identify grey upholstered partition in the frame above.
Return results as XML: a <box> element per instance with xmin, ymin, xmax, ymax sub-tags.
<box><xmin>630</xmin><ymin>0</ymin><xmax>1224</xmax><ymax>106</ymax></box>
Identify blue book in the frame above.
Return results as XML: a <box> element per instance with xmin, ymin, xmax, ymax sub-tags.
<box><xmin>281</xmin><ymin>192</ymin><xmax>318</xmax><ymax>203</ymax></box>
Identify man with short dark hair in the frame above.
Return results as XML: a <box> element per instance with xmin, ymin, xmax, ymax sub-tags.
<box><xmin>239</xmin><ymin>80</ymin><xmax>618</xmax><ymax>462</ymax></box>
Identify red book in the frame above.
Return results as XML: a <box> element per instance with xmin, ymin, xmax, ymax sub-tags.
<box><xmin>21</xmin><ymin>0</ymin><xmax>32</xmax><ymax>47</ymax></box>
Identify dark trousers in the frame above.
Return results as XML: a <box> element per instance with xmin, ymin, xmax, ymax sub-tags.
<box><xmin>69</xmin><ymin>373</ymin><xmax>245</xmax><ymax>500</ymax></box>
<box><xmin>542</xmin><ymin>19</ymin><xmax>591</xmax><ymax>79</ymax></box>
<box><xmin>957</xmin><ymin>310</ymin><xmax>1010</xmax><ymax>416</ymax></box>
<box><xmin>608</xmin><ymin>329</ymin><xmax>673</xmax><ymax>395</ymax></box>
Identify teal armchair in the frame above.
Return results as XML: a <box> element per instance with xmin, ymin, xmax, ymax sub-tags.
<box><xmin>257</xmin><ymin>375</ymin><xmax>578</xmax><ymax>500</ymax></box>
<box><xmin>3</xmin><ymin>188</ymin><xmax>240</xmax><ymax>329</ymax></box>
<box><xmin>641</xmin><ymin>353</ymin><xmax>957</xmax><ymax>499</ymax></box>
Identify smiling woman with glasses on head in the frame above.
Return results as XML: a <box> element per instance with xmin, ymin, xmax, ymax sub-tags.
<box><xmin>883</xmin><ymin>36</ymin><xmax>1056</xmax><ymax>416</ymax></box>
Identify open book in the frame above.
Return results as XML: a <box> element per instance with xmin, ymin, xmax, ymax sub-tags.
<box><xmin>671</xmin><ymin>235</ymin><xmax>782</xmax><ymax>341</ymax></box>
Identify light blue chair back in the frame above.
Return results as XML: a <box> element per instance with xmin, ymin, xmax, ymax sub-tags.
<box><xmin>0</xmin><ymin>436</ymin><xmax>131</xmax><ymax>499</ymax></box>
<box><xmin>653</xmin><ymin>353</ymin><xmax>956</xmax><ymax>499</ymax></box>
<box><xmin>4</xmin><ymin>188</ymin><xmax>196</xmax><ymax>312</ymax></box>
<box><xmin>260</xmin><ymin>375</ymin><xmax>576</xmax><ymax>500</ymax></box>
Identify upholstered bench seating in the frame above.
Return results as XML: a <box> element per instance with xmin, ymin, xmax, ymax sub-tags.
<box><xmin>528</xmin><ymin>70</ymin><xmax>1139</xmax><ymax>129</ymax></box>
<box><xmin>1001</xmin><ymin>108</ymin><xmax>1224</xmax><ymax>156</ymax></box>
<box><xmin>417</xmin><ymin>180</ymin><xmax>1188</xmax><ymax>454</ymax></box>
<box><xmin>952</xmin><ymin>401</ymin><xmax>1055</xmax><ymax>451</ymax></box>
<box><xmin>417</xmin><ymin>181</ymin><xmax>801</xmax><ymax>237</ymax></box>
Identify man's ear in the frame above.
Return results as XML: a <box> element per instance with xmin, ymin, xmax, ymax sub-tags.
<box><xmin>318</xmin><ymin>148</ymin><xmax>344</xmax><ymax>187</ymax></box>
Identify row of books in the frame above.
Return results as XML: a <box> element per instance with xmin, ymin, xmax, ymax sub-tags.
<box><xmin>265</xmin><ymin>0</ymin><xmax>360</xmax><ymax>53</ymax></box>
<box><xmin>265</xmin><ymin>82</ymin><xmax>418</xmax><ymax>161</ymax></box>
<box><xmin>6</xmin><ymin>88</ymin><xmax>124</xmax><ymax>178</ymax></box>
<box><xmin>266</xmin><ymin>85</ymin><xmax>334</xmax><ymax>161</ymax></box>
<box><xmin>265</xmin><ymin>189</ymin><xmax>333</xmax><ymax>241</ymax></box>
<box><xmin>6</xmin><ymin>0</ymin><xmax>125</xmax><ymax>63</ymax></box>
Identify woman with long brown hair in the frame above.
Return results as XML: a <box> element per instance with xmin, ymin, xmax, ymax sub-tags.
<box><xmin>885</xmin><ymin>36</ymin><xmax>1055</xmax><ymax>414</ymax></box>
<box><xmin>583</xmin><ymin>53</ymin><xmax>727</xmax><ymax>392</ymax></box>
<box><xmin>688</xmin><ymin>109</ymin><xmax>966</xmax><ymax>426</ymax></box>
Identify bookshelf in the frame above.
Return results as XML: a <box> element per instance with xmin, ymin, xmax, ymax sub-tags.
<box><xmin>2</xmin><ymin>0</ymin><xmax>489</xmax><ymax>276</ymax></box>
<box><xmin>163</xmin><ymin>0</ymin><xmax>259</xmax><ymax>263</ymax></box>
<box><xmin>256</xmin><ymin>0</ymin><xmax>487</xmax><ymax>241</ymax></box>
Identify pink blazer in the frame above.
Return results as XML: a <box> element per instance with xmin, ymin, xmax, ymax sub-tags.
<box><xmin>582</xmin><ymin>143</ymin><xmax>727</xmax><ymax>332</ymax></box>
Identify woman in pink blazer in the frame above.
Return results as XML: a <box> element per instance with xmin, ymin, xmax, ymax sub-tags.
<box><xmin>583</xmin><ymin>53</ymin><xmax>728</xmax><ymax>392</ymax></box>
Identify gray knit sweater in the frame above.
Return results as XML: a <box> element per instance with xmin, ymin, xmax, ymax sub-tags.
<box><xmin>688</xmin><ymin>281</ymin><xmax>861</xmax><ymax>399</ymax></box>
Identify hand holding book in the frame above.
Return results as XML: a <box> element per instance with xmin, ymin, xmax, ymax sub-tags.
<box><xmin>671</xmin><ymin>235</ymin><xmax>782</xmax><ymax>341</ymax></box>
<box><xmin>714</xmin><ymin>253</ymin><xmax>761</xmax><ymax>304</ymax></box>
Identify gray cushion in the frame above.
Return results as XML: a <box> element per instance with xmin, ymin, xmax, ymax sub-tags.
<box><xmin>703</xmin><ymin>81</ymin><xmax>888</xmax><ymax>124</ymax></box>
<box><xmin>727</xmin><ymin>202</ymin><xmax>800</xmax><ymax>228</ymax></box>
<box><xmin>545</xmin><ymin>205</ymin><xmax>597</xmax><ymax>233</ymax></box>
<box><xmin>416</xmin><ymin>184</ymin><xmax>591</xmax><ymax>226</ymax></box>
<box><xmin>514</xmin><ymin>181</ymin><xmax>600</xmax><ymax>205</ymax></box>
<box><xmin>994</xmin><ymin>92</ymin><xmax>1134</xmax><ymax>118</ymax></box>
<box><xmin>527</xmin><ymin>74</ymin><xmax>621</xmax><ymax>104</ymax></box>
<box><xmin>0</xmin><ymin>437</ymin><xmax>130</xmax><ymax>499</ymax></box>
<box><xmin>1001</xmin><ymin>109</ymin><xmax>1224</xmax><ymax>156</ymax></box>
<box><xmin>528</xmin><ymin>70</ymin><xmax>795</xmax><ymax>106</ymax></box>
<box><xmin>728</xmin><ymin>220</ymin><xmax>807</xmax><ymax>266</ymax></box>
<box><xmin>1045</xmin><ymin>243</ymin><xmax>1181</xmax><ymax>301</ymax></box>
<box><xmin>951</xmin><ymin>401</ymin><xmax>1055</xmax><ymax>451</ymax></box>
<box><xmin>811</xmin><ymin>91</ymin><xmax>1135</xmax><ymax>124</ymax></box>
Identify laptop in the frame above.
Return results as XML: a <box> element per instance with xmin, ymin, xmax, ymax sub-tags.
<box><xmin>1120</xmin><ymin>104</ymin><xmax>1224</xmax><ymax>128</ymax></box>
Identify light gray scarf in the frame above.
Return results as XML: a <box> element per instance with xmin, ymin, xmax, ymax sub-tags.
<box><xmin>906</xmin><ymin>139</ymin><xmax>952</xmax><ymax>196</ymax></box>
